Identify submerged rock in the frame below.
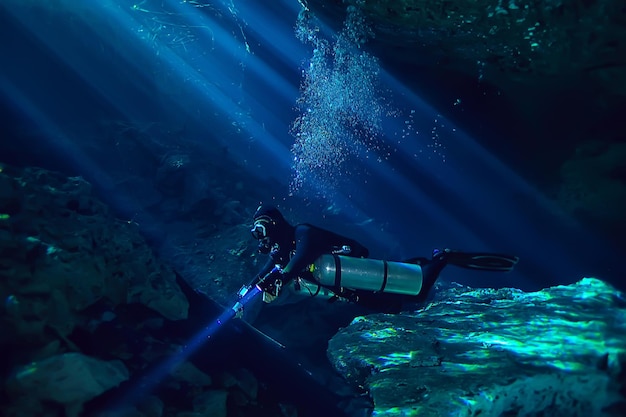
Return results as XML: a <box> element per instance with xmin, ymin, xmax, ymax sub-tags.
<box><xmin>5</xmin><ymin>352</ymin><xmax>128</xmax><ymax>417</ymax></box>
<box><xmin>0</xmin><ymin>164</ymin><xmax>188</xmax><ymax>357</ymax></box>
<box><xmin>328</xmin><ymin>278</ymin><xmax>626</xmax><ymax>416</ymax></box>
<box><xmin>0</xmin><ymin>163</ymin><xmax>193</xmax><ymax>416</ymax></box>
<box><xmin>192</xmin><ymin>389</ymin><xmax>229</xmax><ymax>417</ymax></box>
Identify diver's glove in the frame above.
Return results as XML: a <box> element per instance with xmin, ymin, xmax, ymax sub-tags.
<box><xmin>256</xmin><ymin>265</ymin><xmax>284</xmax><ymax>303</ymax></box>
<box><xmin>232</xmin><ymin>284</ymin><xmax>253</xmax><ymax>318</ymax></box>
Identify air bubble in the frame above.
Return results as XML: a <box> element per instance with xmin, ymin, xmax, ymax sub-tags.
<box><xmin>290</xmin><ymin>6</ymin><xmax>383</xmax><ymax>196</ymax></box>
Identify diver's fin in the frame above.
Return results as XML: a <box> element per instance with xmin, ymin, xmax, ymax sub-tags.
<box><xmin>444</xmin><ymin>250</ymin><xmax>519</xmax><ymax>272</ymax></box>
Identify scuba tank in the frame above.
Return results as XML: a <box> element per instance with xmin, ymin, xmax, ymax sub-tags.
<box><xmin>311</xmin><ymin>254</ymin><xmax>423</xmax><ymax>296</ymax></box>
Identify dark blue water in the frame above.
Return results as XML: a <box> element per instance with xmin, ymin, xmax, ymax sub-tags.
<box><xmin>1</xmin><ymin>0</ymin><xmax>622</xmax><ymax>294</ymax></box>
<box><xmin>2</xmin><ymin>3</ymin><xmax>625</xmax><ymax>417</ymax></box>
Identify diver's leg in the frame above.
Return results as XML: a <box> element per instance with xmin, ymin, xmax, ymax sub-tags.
<box><xmin>415</xmin><ymin>250</ymin><xmax>448</xmax><ymax>301</ymax></box>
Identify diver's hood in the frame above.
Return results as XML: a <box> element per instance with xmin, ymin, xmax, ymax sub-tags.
<box><xmin>253</xmin><ymin>205</ymin><xmax>293</xmax><ymax>243</ymax></box>
<box><xmin>254</xmin><ymin>205</ymin><xmax>286</xmax><ymax>223</ymax></box>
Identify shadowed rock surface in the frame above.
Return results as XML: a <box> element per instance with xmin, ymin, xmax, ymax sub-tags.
<box><xmin>0</xmin><ymin>164</ymin><xmax>189</xmax><ymax>342</ymax></box>
<box><xmin>308</xmin><ymin>0</ymin><xmax>626</xmax><ymax>106</ymax></box>
<box><xmin>0</xmin><ymin>164</ymin><xmax>363</xmax><ymax>417</ymax></box>
<box><xmin>6</xmin><ymin>353</ymin><xmax>129</xmax><ymax>417</ymax></box>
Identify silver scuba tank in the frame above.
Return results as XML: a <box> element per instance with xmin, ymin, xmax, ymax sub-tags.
<box><xmin>311</xmin><ymin>254</ymin><xmax>423</xmax><ymax>296</ymax></box>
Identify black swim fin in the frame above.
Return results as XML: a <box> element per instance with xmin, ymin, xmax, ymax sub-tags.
<box><xmin>443</xmin><ymin>249</ymin><xmax>519</xmax><ymax>272</ymax></box>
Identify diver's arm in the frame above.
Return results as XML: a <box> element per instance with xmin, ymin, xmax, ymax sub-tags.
<box><xmin>236</xmin><ymin>257</ymin><xmax>278</xmax><ymax>303</ymax></box>
<box><xmin>281</xmin><ymin>226</ymin><xmax>323</xmax><ymax>281</ymax></box>
<box><xmin>247</xmin><ymin>258</ymin><xmax>276</xmax><ymax>287</ymax></box>
<box><xmin>256</xmin><ymin>226</ymin><xmax>321</xmax><ymax>296</ymax></box>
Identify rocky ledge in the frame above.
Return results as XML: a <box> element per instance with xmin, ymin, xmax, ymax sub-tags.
<box><xmin>0</xmin><ymin>163</ymin><xmax>189</xmax><ymax>342</ymax></box>
<box><xmin>328</xmin><ymin>278</ymin><xmax>626</xmax><ymax>416</ymax></box>
<box><xmin>0</xmin><ymin>163</ymin><xmax>189</xmax><ymax>416</ymax></box>
<box><xmin>0</xmin><ymin>163</ymin><xmax>359</xmax><ymax>417</ymax></box>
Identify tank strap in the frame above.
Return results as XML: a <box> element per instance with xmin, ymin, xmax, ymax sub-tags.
<box><xmin>333</xmin><ymin>254</ymin><xmax>342</xmax><ymax>288</ymax></box>
<box><xmin>379</xmin><ymin>260</ymin><xmax>389</xmax><ymax>292</ymax></box>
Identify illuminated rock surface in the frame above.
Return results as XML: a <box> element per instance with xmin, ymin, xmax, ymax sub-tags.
<box><xmin>328</xmin><ymin>278</ymin><xmax>626</xmax><ymax>416</ymax></box>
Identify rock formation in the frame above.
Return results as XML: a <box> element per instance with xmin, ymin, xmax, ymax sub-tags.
<box><xmin>0</xmin><ymin>163</ymin><xmax>362</xmax><ymax>417</ymax></box>
<box><xmin>0</xmin><ymin>163</ymin><xmax>188</xmax><ymax>415</ymax></box>
<box><xmin>0</xmin><ymin>163</ymin><xmax>189</xmax><ymax>346</ymax></box>
<box><xmin>328</xmin><ymin>278</ymin><xmax>626</xmax><ymax>416</ymax></box>
<box><xmin>6</xmin><ymin>353</ymin><xmax>129</xmax><ymax>417</ymax></box>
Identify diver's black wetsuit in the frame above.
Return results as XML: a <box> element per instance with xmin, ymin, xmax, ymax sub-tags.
<box><xmin>256</xmin><ymin>223</ymin><xmax>369</xmax><ymax>281</ymax></box>
<box><xmin>252</xmin><ymin>222</ymin><xmax>444</xmax><ymax>311</ymax></box>
<box><xmin>249</xmin><ymin>205</ymin><xmax>517</xmax><ymax>311</ymax></box>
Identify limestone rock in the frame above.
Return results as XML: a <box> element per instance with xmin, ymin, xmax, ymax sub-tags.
<box><xmin>192</xmin><ymin>389</ymin><xmax>229</xmax><ymax>417</ymax></box>
<box><xmin>328</xmin><ymin>278</ymin><xmax>626</xmax><ymax>416</ymax></box>
<box><xmin>308</xmin><ymin>0</ymin><xmax>626</xmax><ymax>100</ymax></box>
<box><xmin>0</xmin><ymin>164</ymin><xmax>188</xmax><ymax>360</ymax></box>
<box><xmin>137</xmin><ymin>395</ymin><xmax>165</xmax><ymax>417</ymax></box>
<box><xmin>6</xmin><ymin>352</ymin><xmax>129</xmax><ymax>417</ymax></box>
<box><xmin>557</xmin><ymin>141</ymin><xmax>626</xmax><ymax>238</ymax></box>
<box><xmin>217</xmin><ymin>368</ymin><xmax>258</xmax><ymax>406</ymax></box>
<box><xmin>231</xmin><ymin>368</ymin><xmax>258</xmax><ymax>402</ymax></box>
<box><xmin>171</xmin><ymin>361</ymin><xmax>213</xmax><ymax>387</ymax></box>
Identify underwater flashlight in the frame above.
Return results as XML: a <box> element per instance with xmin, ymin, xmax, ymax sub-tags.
<box><xmin>103</xmin><ymin>281</ymin><xmax>263</xmax><ymax>414</ymax></box>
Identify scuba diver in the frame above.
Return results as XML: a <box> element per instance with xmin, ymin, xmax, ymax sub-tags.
<box><xmin>239</xmin><ymin>204</ymin><xmax>519</xmax><ymax>312</ymax></box>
